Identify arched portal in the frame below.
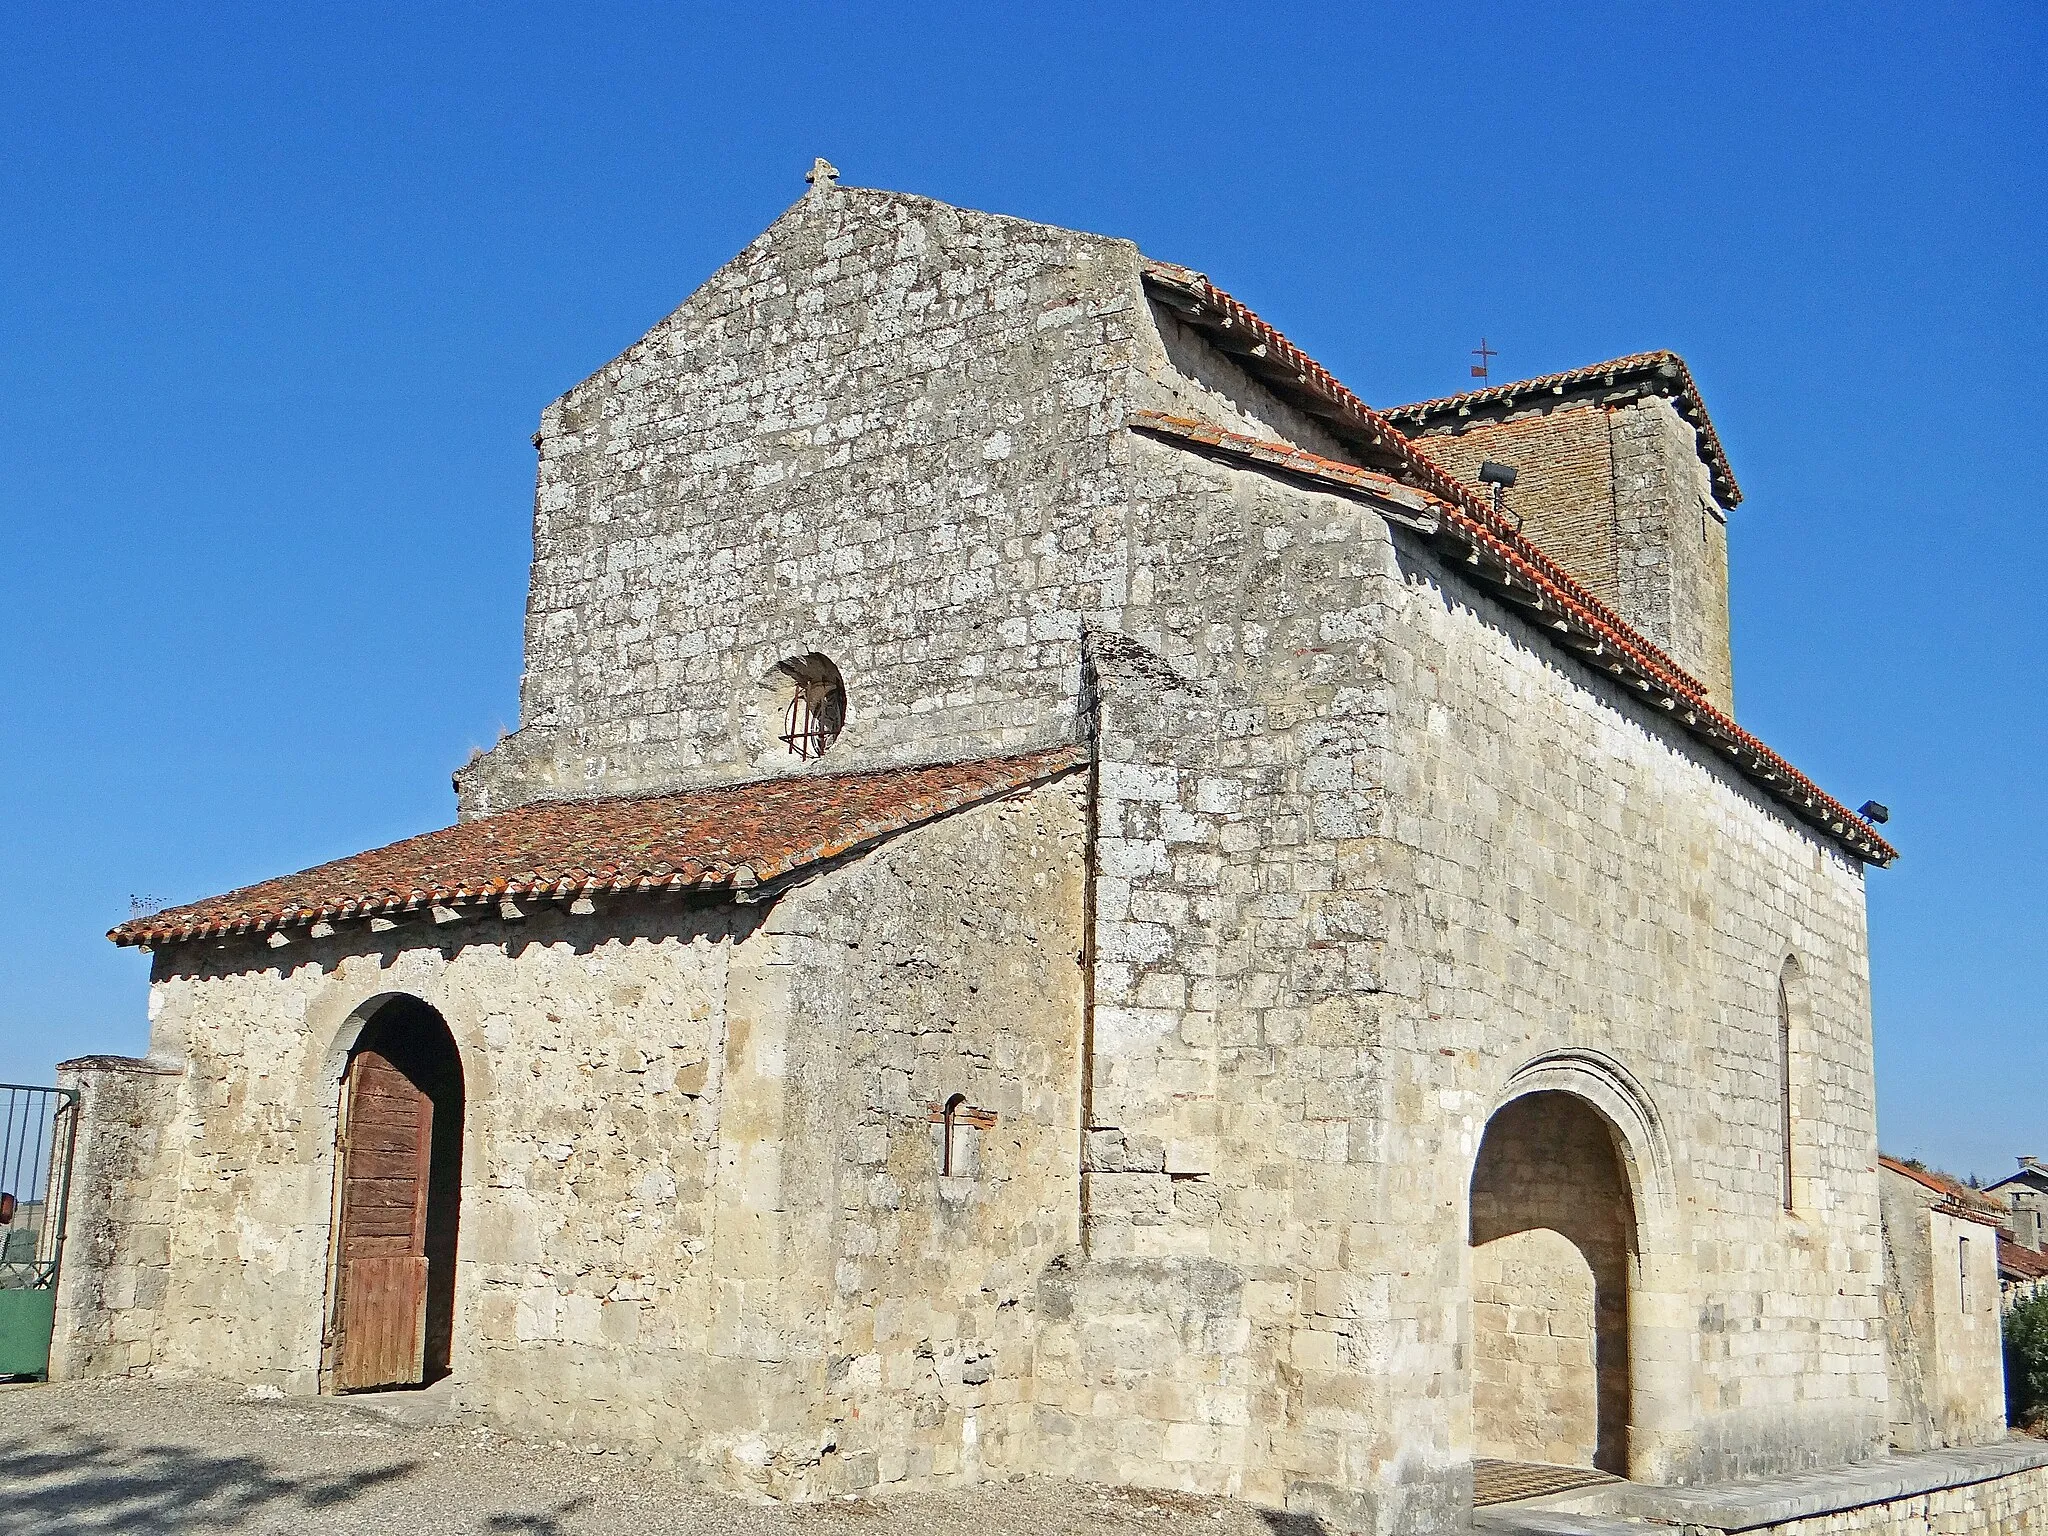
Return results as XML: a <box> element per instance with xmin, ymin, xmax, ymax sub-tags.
<box><xmin>325</xmin><ymin>995</ymin><xmax>464</xmax><ymax>1392</ymax></box>
<box><xmin>1469</xmin><ymin>1090</ymin><xmax>1634</xmax><ymax>1474</ymax></box>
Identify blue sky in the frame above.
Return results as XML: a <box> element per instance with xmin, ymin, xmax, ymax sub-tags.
<box><xmin>3</xmin><ymin>5</ymin><xmax>2040</xmax><ymax>1179</ymax></box>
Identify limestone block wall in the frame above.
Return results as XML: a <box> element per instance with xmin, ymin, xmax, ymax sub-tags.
<box><xmin>49</xmin><ymin>1055</ymin><xmax>184</xmax><ymax>1379</ymax></box>
<box><xmin>1150</xmin><ymin>302</ymin><xmax>1362</xmax><ymax>467</ymax></box>
<box><xmin>761</xmin><ymin>775</ymin><xmax>1088</xmax><ymax>1496</ymax></box>
<box><xmin>1754</xmin><ymin>1465</ymin><xmax>2048</xmax><ymax>1536</ymax></box>
<box><xmin>1879</xmin><ymin>1169</ymin><xmax>2007</xmax><ymax>1451</ymax></box>
<box><xmin>130</xmin><ymin>903</ymin><xmax>743</xmax><ymax>1408</ymax></box>
<box><xmin>1377</xmin><ymin>515</ymin><xmax>1885</xmax><ymax>1483</ymax></box>
<box><xmin>1610</xmin><ymin>394</ymin><xmax>1734</xmax><ymax>712</ymax></box>
<box><xmin>1026</xmin><ymin>450</ymin><xmax>1472</xmax><ymax>1535</ymax></box>
<box><xmin>971</xmin><ymin>418</ymin><xmax>1893</xmax><ymax>1527</ymax></box>
<box><xmin>455</xmin><ymin>183</ymin><xmax>1416</xmax><ymax>824</ymax></box>
<box><xmin>82</xmin><ymin>786</ymin><xmax>1083</xmax><ymax>1499</ymax></box>
<box><xmin>456</xmin><ymin>184</ymin><xmax>1147</xmax><ymax>815</ymax></box>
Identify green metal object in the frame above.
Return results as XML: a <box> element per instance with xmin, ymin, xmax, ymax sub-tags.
<box><xmin>0</xmin><ymin>1288</ymin><xmax>56</xmax><ymax>1377</ymax></box>
<box><xmin>0</xmin><ymin>1083</ymin><xmax>80</xmax><ymax>1380</ymax></box>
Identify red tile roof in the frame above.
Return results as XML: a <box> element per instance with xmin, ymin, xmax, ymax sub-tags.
<box><xmin>1880</xmin><ymin>1156</ymin><xmax>2006</xmax><ymax>1226</ymax></box>
<box><xmin>2002</xmin><ymin>1233</ymin><xmax>2048</xmax><ymax>1282</ymax></box>
<box><xmin>1129</xmin><ymin>410</ymin><xmax>1896</xmax><ymax>867</ymax></box>
<box><xmin>112</xmin><ymin>746</ymin><xmax>1086</xmax><ymax>949</ymax></box>
<box><xmin>1383</xmin><ymin>352</ymin><xmax>1742</xmax><ymax>510</ymax></box>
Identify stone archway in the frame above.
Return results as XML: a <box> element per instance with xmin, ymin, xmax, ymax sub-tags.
<box><xmin>324</xmin><ymin>995</ymin><xmax>465</xmax><ymax>1391</ymax></box>
<box><xmin>1469</xmin><ymin>1090</ymin><xmax>1635</xmax><ymax>1474</ymax></box>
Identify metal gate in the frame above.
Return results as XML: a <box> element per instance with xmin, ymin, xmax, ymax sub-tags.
<box><xmin>0</xmin><ymin>1084</ymin><xmax>80</xmax><ymax>1379</ymax></box>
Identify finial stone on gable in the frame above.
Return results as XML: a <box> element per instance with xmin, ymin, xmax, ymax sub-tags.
<box><xmin>805</xmin><ymin>157</ymin><xmax>840</xmax><ymax>196</ymax></box>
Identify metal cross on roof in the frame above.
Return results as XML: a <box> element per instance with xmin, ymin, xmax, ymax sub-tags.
<box><xmin>1471</xmin><ymin>337</ymin><xmax>1497</xmax><ymax>381</ymax></box>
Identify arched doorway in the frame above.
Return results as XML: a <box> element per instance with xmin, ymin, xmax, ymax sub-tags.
<box><xmin>326</xmin><ymin>996</ymin><xmax>464</xmax><ymax>1392</ymax></box>
<box><xmin>1469</xmin><ymin>1091</ymin><xmax>1634</xmax><ymax>1473</ymax></box>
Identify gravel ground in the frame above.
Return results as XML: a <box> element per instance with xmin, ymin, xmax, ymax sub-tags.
<box><xmin>0</xmin><ymin>1379</ymin><xmax>1317</xmax><ymax>1535</ymax></box>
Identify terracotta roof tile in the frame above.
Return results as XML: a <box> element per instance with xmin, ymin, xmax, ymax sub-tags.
<box><xmin>112</xmin><ymin>746</ymin><xmax>1086</xmax><ymax>949</ymax></box>
<box><xmin>1880</xmin><ymin>1155</ymin><xmax>2006</xmax><ymax>1225</ymax></box>
<box><xmin>1383</xmin><ymin>352</ymin><xmax>1742</xmax><ymax>510</ymax></box>
<box><xmin>2002</xmin><ymin>1233</ymin><xmax>2048</xmax><ymax>1282</ymax></box>
<box><xmin>1128</xmin><ymin>410</ymin><xmax>1896</xmax><ymax>867</ymax></box>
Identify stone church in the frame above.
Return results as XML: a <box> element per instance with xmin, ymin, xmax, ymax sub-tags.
<box><xmin>54</xmin><ymin>165</ymin><xmax>2035</xmax><ymax>1532</ymax></box>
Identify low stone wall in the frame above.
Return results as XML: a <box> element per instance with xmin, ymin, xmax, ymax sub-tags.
<box><xmin>1602</xmin><ymin>1439</ymin><xmax>2048</xmax><ymax>1535</ymax></box>
<box><xmin>1760</xmin><ymin>1465</ymin><xmax>2045</xmax><ymax>1534</ymax></box>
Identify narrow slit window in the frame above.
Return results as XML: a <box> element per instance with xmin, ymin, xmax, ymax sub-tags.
<box><xmin>1778</xmin><ymin>972</ymin><xmax>1796</xmax><ymax>1212</ymax></box>
<box><xmin>941</xmin><ymin>1094</ymin><xmax>966</xmax><ymax>1178</ymax></box>
<box><xmin>1960</xmin><ymin>1236</ymin><xmax>1971</xmax><ymax>1313</ymax></box>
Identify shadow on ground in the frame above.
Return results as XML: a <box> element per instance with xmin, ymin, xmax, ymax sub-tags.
<box><xmin>0</xmin><ymin>1418</ymin><xmax>416</xmax><ymax>1534</ymax></box>
<box><xmin>483</xmin><ymin>1495</ymin><xmax>593</xmax><ymax>1535</ymax></box>
<box><xmin>1114</xmin><ymin>1487</ymin><xmax>1331</xmax><ymax>1535</ymax></box>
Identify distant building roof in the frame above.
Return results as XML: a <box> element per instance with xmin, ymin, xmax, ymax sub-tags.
<box><xmin>2002</xmin><ymin>1233</ymin><xmax>2048</xmax><ymax>1283</ymax></box>
<box><xmin>1383</xmin><ymin>352</ymin><xmax>1742</xmax><ymax>511</ymax></box>
<box><xmin>1985</xmin><ymin>1158</ymin><xmax>2048</xmax><ymax>1195</ymax></box>
<box><xmin>1880</xmin><ymin>1155</ymin><xmax>2007</xmax><ymax>1227</ymax></box>
<box><xmin>111</xmin><ymin>747</ymin><xmax>1085</xmax><ymax>949</ymax></box>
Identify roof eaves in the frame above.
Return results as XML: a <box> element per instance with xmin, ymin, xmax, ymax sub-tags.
<box><xmin>110</xmin><ymin>745</ymin><xmax>1089</xmax><ymax>950</ymax></box>
<box><xmin>1143</xmin><ymin>262</ymin><xmax>1738</xmax><ymax>512</ymax></box>
<box><xmin>741</xmin><ymin>749</ymin><xmax>1088</xmax><ymax>885</ymax></box>
<box><xmin>1984</xmin><ymin>1168</ymin><xmax>2048</xmax><ymax>1193</ymax></box>
<box><xmin>1128</xmin><ymin>410</ymin><xmax>1895</xmax><ymax>868</ymax></box>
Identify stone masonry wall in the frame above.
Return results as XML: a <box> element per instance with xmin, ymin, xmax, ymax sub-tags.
<box><xmin>456</xmin><ymin>184</ymin><xmax>1142</xmax><ymax>815</ymax></box>
<box><xmin>49</xmin><ymin>1056</ymin><xmax>183</xmax><ymax>1380</ymax></box>
<box><xmin>1378</xmin><ymin>509</ymin><xmax>1884</xmax><ymax>1483</ymax></box>
<box><xmin>1610</xmin><ymin>393</ymin><xmax>1734</xmax><ymax>714</ymax></box>
<box><xmin>768</xmin><ymin>775</ymin><xmax>1088</xmax><ymax>1496</ymax></box>
<box><xmin>134</xmin><ymin>902</ymin><xmax>746</xmax><ymax>1407</ymax></box>
<box><xmin>456</xmin><ymin>182</ymin><xmax>1395</xmax><ymax>822</ymax></box>
<box><xmin>97</xmin><ymin>785</ymin><xmax>1084</xmax><ymax>1500</ymax></box>
<box><xmin>1755</xmin><ymin>1465</ymin><xmax>2048</xmax><ymax>1536</ymax></box>
<box><xmin>1035</xmin><ymin>462</ymin><xmax>1465</xmax><ymax>1535</ymax></box>
<box><xmin>1039</xmin><ymin>429</ymin><xmax>1887</xmax><ymax>1510</ymax></box>
<box><xmin>1879</xmin><ymin>1168</ymin><xmax>2007</xmax><ymax>1453</ymax></box>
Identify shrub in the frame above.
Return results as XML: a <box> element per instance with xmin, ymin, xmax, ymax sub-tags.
<box><xmin>2005</xmin><ymin>1292</ymin><xmax>2048</xmax><ymax>1430</ymax></box>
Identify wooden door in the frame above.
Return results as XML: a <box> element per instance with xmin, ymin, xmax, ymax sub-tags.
<box><xmin>331</xmin><ymin>1049</ymin><xmax>432</xmax><ymax>1391</ymax></box>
